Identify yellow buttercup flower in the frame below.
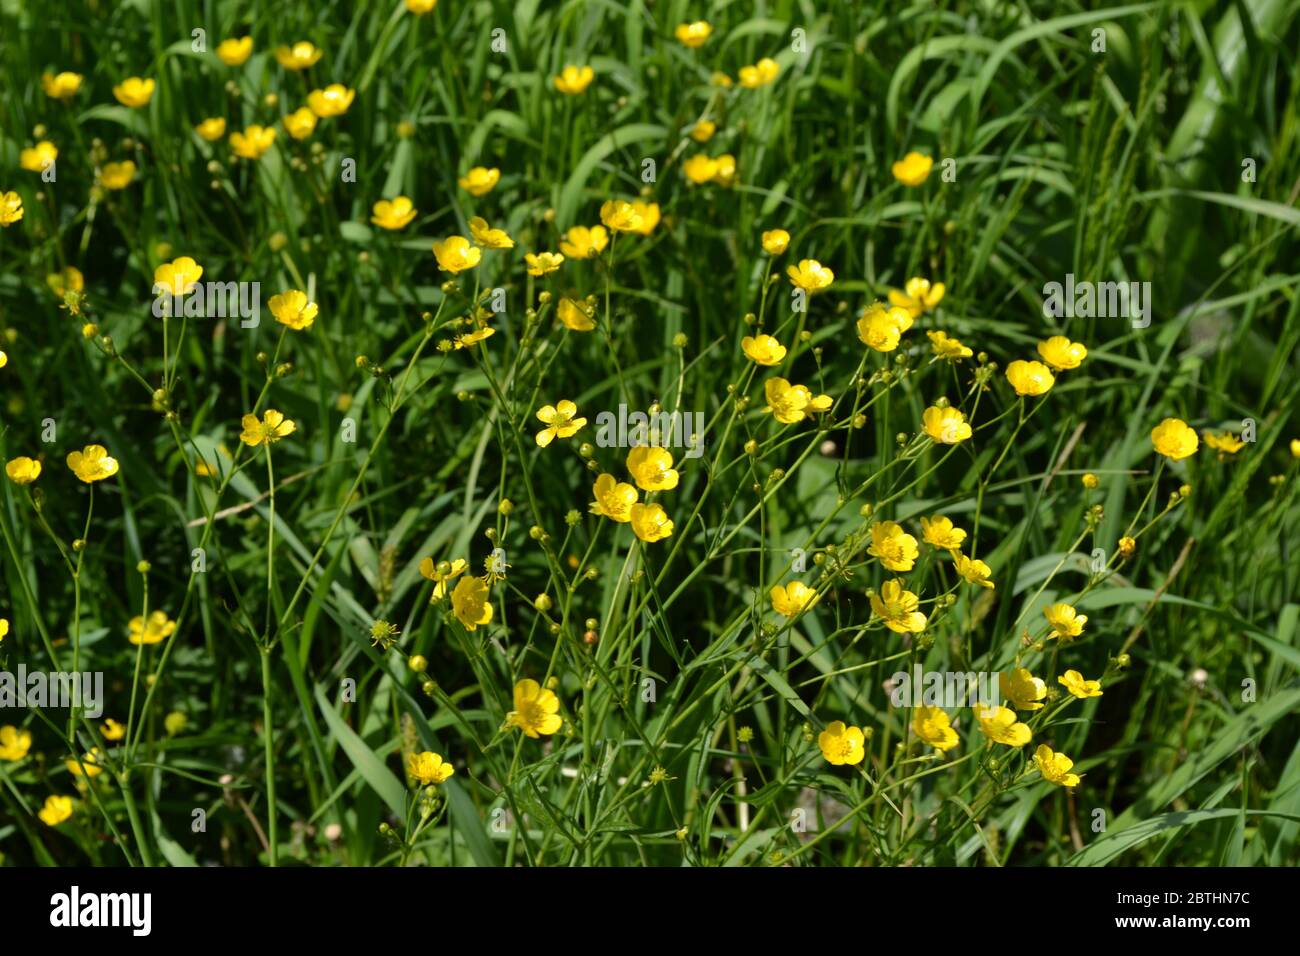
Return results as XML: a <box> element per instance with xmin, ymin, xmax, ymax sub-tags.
<box><xmin>283</xmin><ymin>107</ymin><xmax>318</xmax><ymax>140</ymax></box>
<box><xmin>590</xmin><ymin>474</ymin><xmax>638</xmax><ymax>523</ymax></box>
<box><xmin>275</xmin><ymin>42</ymin><xmax>323</xmax><ymax>71</ymax></box>
<box><xmin>739</xmin><ymin>58</ymin><xmax>780</xmax><ymax>89</ymax></box>
<box><xmin>869</xmin><ymin>520</ymin><xmax>919</xmax><ymax>572</ymax></box>
<box><xmin>451</xmin><ymin>575</ymin><xmax>493</xmax><ymax>631</ymax></box>
<box><xmin>307</xmin><ymin>84</ymin><xmax>355</xmax><ymax>117</ymax></box>
<box><xmin>128</xmin><ymin>610</ymin><xmax>176</xmax><ymax>645</ymax></box>
<box><xmin>154</xmin><ymin>256</ymin><xmax>203</xmax><ymax>296</ymax></box>
<box><xmin>1000</xmin><ymin>668</ymin><xmax>1047</xmax><ymax>711</ymax></box>
<box><xmin>418</xmin><ymin>556</ymin><xmax>468</xmax><ymax>601</ymax></box>
<box><xmin>1005</xmin><ymin>359</ymin><xmax>1055</xmax><ymax>396</ymax></box>
<box><xmin>6</xmin><ymin>456</ymin><xmax>42</xmax><ymax>485</ymax></box>
<box><xmin>0</xmin><ymin>619</ymin><xmax>7</xmax><ymax>643</ymax></box>
<box><xmin>741</xmin><ymin>334</ymin><xmax>786</xmax><ymax>366</ymax></box>
<box><xmin>559</xmin><ymin>225</ymin><xmax>606</xmax><ymax>258</ymax></box>
<box><xmin>48</xmin><ymin>266</ymin><xmax>84</xmax><ymax>296</ymax></box>
<box><xmin>674</xmin><ymin>21</ymin><xmax>712</xmax><ymax>48</ymax></box>
<box><xmin>888</xmin><ymin>277</ymin><xmax>945</xmax><ymax>317</ymax></box>
<box><xmin>770</xmin><ymin>581</ymin><xmax>819</xmax><ymax>618</ymax></box>
<box><xmin>230</xmin><ymin>125</ymin><xmax>277</xmax><ymax>159</ymax></box>
<box><xmin>1202</xmin><ymin>430</ymin><xmax>1244</xmax><ymax>457</ymax></box>
<box><xmin>1059</xmin><ymin>670</ymin><xmax>1103</xmax><ymax>699</ymax></box>
<box><xmin>891</xmin><ymin>151</ymin><xmax>932</xmax><ymax>186</ymax></box>
<box><xmin>239</xmin><ymin>409</ymin><xmax>296</xmax><ymax>447</ymax></box>
<box><xmin>691</xmin><ymin>119</ymin><xmax>717</xmax><ymax>142</ymax></box>
<box><xmin>599</xmin><ymin>199</ymin><xmax>643</xmax><ymax>233</ymax></box>
<box><xmin>20</xmin><ymin>141</ymin><xmax>57</xmax><ymax>173</ymax></box>
<box><xmin>1151</xmin><ymin>417</ymin><xmax>1199</xmax><ymax>460</ymax></box>
<box><xmin>857</xmin><ymin>303</ymin><xmax>912</xmax><ymax>352</ymax></box>
<box><xmin>1117</xmin><ymin>535</ymin><xmax>1136</xmax><ymax>558</ymax></box>
<box><xmin>1291</xmin><ymin>438</ymin><xmax>1300</xmax><ymax>458</ymax></box>
<box><xmin>113</xmin><ymin>77</ymin><xmax>154</xmax><ymax>108</ymax></box>
<box><xmin>954</xmin><ymin>552</ymin><xmax>995</xmax><ymax>589</ymax></box>
<box><xmin>469</xmin><ymin>216</ymin><xmax>513</xmax><ymax>249</ymax></box>
<box><xmin>1033</xmin><ymin>744</ymin><xmax>1081</xmax><ymax>787</ymax></box>
<box><xmin>1044</xmin><ymin>603</ymin><xmax>1087</xmax><ymax>640</ymax></box>
<box><xmin>525</xmin><ymin>251</ymin><xmax>565</xmax><ymax>276</ymax></box>
<box><xmin>459</xmin><ymin>166</ymin><xmax>500</xmax><ymax>196</ymax></box>
<box><xmin>927</xmin><ymin>329</ymin><xmax>973</xmax><ymax>360</ymax></box>
<box><xmin>216</xmin><ymin>37</ymin><xmax>254</xmax><ymax>66</ymax></box>
<box><xmin>98</xmin><ymin>161</ymin><xmax>137</xmax><ymax>190</ymax></box>
<box><xmin>405</xmin><ymin>0</ymin><xmax>438</xmax><ymax>13</ymax></box>
<box><xmin>630</xmin><ymin>502</ymin><xmax>674</xmax><ymax>542</ymax></box>
<box><xmin>912</xmin><ymin>706</ymin><xmax>958</xmax><ymax>751</ymax></box>
<box><xmin>761</xmin><ymin>229</ymin><xmax>789</xmax><ymax>255</ymax></box>
<box><xmin>817</xmin><ymin>721</ymin><xmax>865</xmax><ymax>766</ymax></box>
<box><xmin>976</xmin><ymin>705</ymin><xmax>1031</xmax><ymax>747</ymax></box>
<box><xmin>407</xmin><ymin>751</ymin><xmax>454</xmax><ymax>785</ymax></box>
<box><xmin>627</xmin><ymin>446</ymin><xmax>679</xmax><ymax>492</ymax></box>
<box><xmin>39</xmin><ymin>795</ymin><xmax>74</xmax><ymax>827</ymax></box>
<box><xmin>42</xmin><ymin>71</ymin><xmax>83</xmax><ymax>100</ymax></box>
<box><xmin>1037</xmin><ymin>335</ymin><xmax>1087</xmax><ymax>370</ymax></box>
<box><xmin>195</xmin><ymin>117</ymin><xmax>227</xmax><ymax>141</ymax></box>
<box><xmin>0</xmin><ymin>191</ymin><xmax>23</xmax><ymax>226</ymax></box>
<box><xmin>628</xmin><ymin>200</ymin><xmax>660</xmax><ymax>235</ymax></box>
<box><xmin>920</xmin><ymin>515</ymin><xmax>966</xmax><ymax>550</ymax></box>
<box><xmin>922</xmin><ymin>405</ymin><xmax>971</xmax><ymax>444</ymax></box>
<box><xmin>763</xmin><ymin>377</ymin><xmax>832</xmax><ymax>425</ymax></box>
<box><xmin>269</xmin><ymin>289</ymin><xmax>318</xmax><ymax>330</ymax></box>
<box><xmin>557</xmin><ymin>297</ymin><xmax>595</xmax><ymax>331</ymax></box>
<box><xmin>67</xmin><ymin>748</ymin><xmax>104</xmax><ymax>778</ymax></box>
<box><xmin>101</xmin><ymin>719</ymin><xmax>126</xmax><ymax>741</ymax></box>
<box><xmin>0</xmin><ymin>725</ymin><xmax>32</xmax><ymax>761</ymax></box>
<box><xmin>787</xmin><ymin>258</ymin><xmax>834</xmax><ymax>292</ymax></box>
<box><xmin>554</xmin><ymin>64</ymin><xmax>594</xmax><ymax>95</ymax></box>
<box><xmin>371</xmin><ymin>196</ymin><xmax>417</xmax><ymax>230</ymax></box>
<box><xmin>535</xmin><ymin>400</ymin><xmax>586</xmax><ymax>447</ymax></box>
<box><xmin>507</xmin><ymin>678</ymin><xmax>562</xmax><ymax>737</ymax></box>
<box><xmin>432</xmin><ymin>235</ymin><xmax>481</xmax><ymax>273</ymax></box>
<box><xmin>67</xmin><ymin>445</ymin><xmax>119</xmax><ymax>483</ymax></box>
<box><xmin>871</xmin><ymin>579</ymin><xmax>927</xmax><ymax>634</ymax></box>
<box><xmin>683</xmin><ymin>154</ymin><xmax>719</xmax><ymax>185</ymax></box>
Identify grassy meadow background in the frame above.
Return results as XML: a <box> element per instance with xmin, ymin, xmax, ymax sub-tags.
<box><xmin>1</xmin><ymin>0</ymin><xmax>1299</xmax><ymax>867</ymax></box>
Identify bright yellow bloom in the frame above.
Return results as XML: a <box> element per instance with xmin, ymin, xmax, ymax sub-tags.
<box><xmin>869</xmin><ymin>520</ymin><xmax>919</xmax><ymax>572</ymax></box>
<box><xmin>469</xmin><ymin>216</ymin><xmax>513</xmax><ymax>249</ymax></box>
<box><xmin>1000</xmin><ymin>668</ymin><xmax>1047</xmax><ymax>711</ymax></box>
<box><xmin>761</xmin><ymin>229</ymin><xmax>789</xmax><ymax>255</ymax></box>
<box><xmin>451</xmin><ymin>575</ymin><xmax>493</xmax><ymax>631</ymax></box>
<box><xmin>741</xmin><ymin>334</ymin><xmax>787</xmax><ymax>366</ymax></box>
<box><xmin>1034</xmin><ymin>744</ymin><xmax>1081</xmax><ymax>787</ymax></box>
<box><xmin>458</xmin><ymin>166</ymin><xmax>500</xmax><ymax>196</ymax></box>
<box><xmin>627</xmin><ymin>446</ymin><xmax>679</xmax><ymax>492</ymax></box>
<box><xmin>920</xmin><ymin>515</ymin><xmax>966</xmax><ymax>551</ymax></box>
<box><xmin>535</xmin><ymin>400</ymin><xmax>586</xmax><ymax>447</ymax></box>
<box><xmin>129</xmin><ymin>610</ymin><xmax>176</xmax><ymax>646</ymax></box>
<box><xmin>113</xmin><ymin>77</ymin><xmax>155</xmax><ymax>108</ymax></box>
<box><xmin>1044</xmin><ymin>603</ymin><xmax>1087</xmax><ymax>640</ymax></box>
<box><xmin>739</xmin><ymin>58</ymin><xmax>780</xmax><ymax>89</ymax></box>
<box><xmin>1151</xmin><ymin>418</ymin><xmax>1199</xmax><ymax>460</ymax></box>
<box><xmin>371</xmin><ymin>196</ymin><xmax>418</xmax><ymax>230</ymax></box>
<box><xmin>432</xmin><ymin>235</ymin><xmax>481</xmax><ymax>273</ymax></box>
<box><xmin>554</xmin><ymin>64</ymin><xmax>594</xmax><ymax>94</ymax></box>
<box><xmin>507</xmin><ymin>678</ymin><xmax>562</xmax><ymax>738</ymax></box>
<box><xmin>590</xmin><ymin>474</ymin><xmax>638</xmax><ymax>523</ymax></box>
<box><xmin>67</xmin><ymin>748</ymin><xmax>104</xmax><ymax>778</ymax></box>
<box><xmin>0</xmin><ymin>620</ymin><xmax>7</xmax><ymax>643</ymax></box>
<box><xmin>407</xmin><ymin>751</ymin><xmax>454</xmax><ymax>785</ymax></box>
<box><xmin>976</xmin><ymin>705</ymin><xmax>1031</xmax><ymax>747</ymax></box>
<box><xmin>927</xmin><ymin>329</ymin><xmax>973</xmax><ymax>360</ymax></box>
<box><xmin>871</xmin><ymin>579</ymin><xmax>927</xmax><ymax>634</ymax></box>
<box><xmin>1059</xmin><ymin>670</ymin><xmax>1103</xmax><ymax>699</ymax></box>
<box><xmin>230</xmin><ymin>125</ymin><xmax>277</xmax><ymax>159</ymax></box>
<box><xmin>195</xmin><ymin>117</ymin><xmax>227</xmax><ymax>141</ymax></box>
<box><xmin>857</xmin><ymin>303</ymin><xmax>912</xmax><ymax>352</ymax></box>
<box><xmin>20</xmin><ymin>141</ymin><xmax>57</xmax><ymax>173</ymax></box>
<box><xmin>922</xmin><ymin>405</ymin><xmax>971</xmax><ymax>444</ymax></box>
<box><xmin>66</xmin><ymin>445</ymin><xmax>119</xmax><ymax>483</ymax></box>
<box><xmin>763</xmin><ymin>377</ymin><xmax>832</xmax><ymax>425</ymax></box>
<box><xmin>99</xmin><ymin>161</ymin><xmax>137</xmax><ymax>190</ymax></box>
<box><xmin>630</xmin><ymin>502</ymin><xmax>674</xmax><ymax>542</ymax></box>
<box><xmin>818</xmin><ymin>721</ymin><xmax>865</xmax><ymax>766</ymax></box>
<box><xmin>307</xmin><ymin>84</ymin><xmax>355</xmax><ymax>117</ymax></box>
<box><xmin>787</xmin><ymin>258</ymin><xmax>834</xmax><ymax>292</ymax></box>
<box><xmin>154</xmin><ymin>256</ymin><xmax>203</xmax><ymax>296</ymax></box>
<box><xmin>691</xmin><ymin>119</ymin><xmax>717</xmax><ymax>142</ymax></box>
<box><xmin>954</xmin><ymin>552</ymin><xmax>995</xmax><ymax>589</ymax></box>
<box><xmin>1291</xmin><ymin>439</ymin><xmax>1300</xmax><ymax>458</ymax></box>
<box><xmin>1082</xmin><ymin>472</ymin><xmax>1100</xmax><ymax>489</ymax></box>
<box><xmin>1117</xmin><ymin>535</ymin><xmax>1137</xmax><ymax>558</ymax></box>
<box><xmin>216</xmin><ymin>37</ymin><xmax>254</xmax><ymax>66</ymax></box>
<box><xmin>683</xmin><ymin>154</ymin><xmax>719</xmax><ymax>185</ymax></box>
<box><xmin>42</xmin><ymin>71</ymin><xmax>83</xmax><ymax>100</ymax></box>
<box><xmin>628</xmin><ymin>200</ymin><xmax>660</xmax><ymax>235</ymax></box>
<box><xmin>889</xmin><ymin>277</ymin><xmax>945</xmax><ymax>316</ymax></box>
<box><xmin>891</xmin><ymin>151</ymin><xmax>932</xmax><ymax>186</ymax></box>
<box><xmin>559</xmin><ymin>225</ymin><xmax>606</xmax><ymax>258</ymax></box>
<box><xmin>0</xmin><ymin>191</ymin><xmax>23</xmax><ymax>226</ymax></box>
<box><xmin>275</xmin><ymin>42</ymin><xmax>323</xmax><ymax>71</ymax></box>
<box><xmin>39</xmin><ymin>795</ymin><xmax>74</xmax><ymax>826</ymax></box>
<box><xmin>1005</xmin><ymin>359</ymin><xmax>1056</xmax><ymax>396</ymax></box>
<box><xmin>239</xmin><ymin>409</ymin><xmax>296</xmax><ymax>447</ymax></box>
<box><xmin>101</xmin><ymin>719</ymin><xmax>126</xmax><ymax>741</ymax></box>
<box><xmin>771</xmin><ymin>581</ymin><xmax>819</xmax><ymax>618</ymax></box>
<box><xmin>912</xmin><ymin>706</ymin><xmax>958</xmax><ymax>751</ymax></box>
<box><xmin>525</xmin><ymin>252</ymin><xmax>565</xmax><ymax>276</ymax></box>
<box><xmin>557</xmin><ymin>297</ymin><xmax>595</xmax><ymax>331</ymax></box>
<box><xmin>1037</xmin><ymin>335</ymin><xmax>1087</xmax><ymax>370</ymax></box>
<box><xmin>269</xmin><ymin>289</ymin><xmax>318</xmax><ymax>330</ymax></box>
<box><xmin>6</xmin><ymin>456</ymin><xmax>42</xmax><ymax>485</ymax></box>
<box><xmin>283</xmin><ymin>107</ymin><xmax>318</xmax><ymax>140</ymax></box>
<box><xmin>1202</xmin><ymin>430</ymin><xmax>1245</xmax><ymax>456</ymax></box>
<box><xmin>418</xmin><ymin>556</ymin><xmax>468</xmax><ymax>601</ymax></box>
<box><xmin>0</xmin><ymin>726</ymin><xmax>32</xmax><ymax>761</ymax></box>
<box><xmin>406</xmin><ymin>0</ymin><xmax>438</xmax><ymax>13</ymax></box>
<box><xmin>674</xmin><ymin>21</ymin><xmax>712</xmax><ymax>48</ymax></box>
